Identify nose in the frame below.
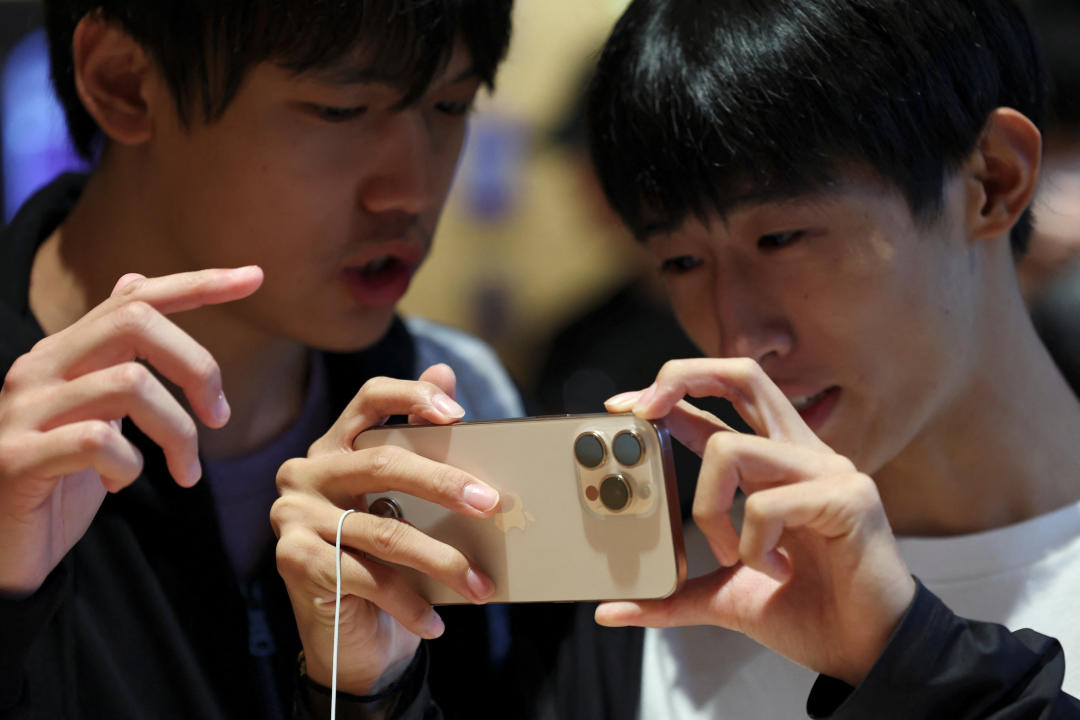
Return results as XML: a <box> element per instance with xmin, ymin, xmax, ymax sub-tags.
<box><xmin>359</xmin><ymin>110</ymin><xmax>434</xmax><ymax>215</ymax></box>
<box><xmin>710</xmin><ymin>267</ymin><xmax>793</xmax><ymax>366</ymax></box>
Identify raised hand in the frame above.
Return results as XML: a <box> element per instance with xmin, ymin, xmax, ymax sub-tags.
<box><xmin>601</xmin><ymin>358</ymin><xmax>916</xmax><ymax>686</ymax></box>
<box><xmin>0</xmin><ymin>267</ymin><xmax>263</xmax><ymax>597</ymax></box>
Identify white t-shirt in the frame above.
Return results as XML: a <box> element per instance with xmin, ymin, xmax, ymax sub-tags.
<box><xmin>638</xmin><ymin>499</ymin><xmax>1080</xmax><ymax>719</ymax></box>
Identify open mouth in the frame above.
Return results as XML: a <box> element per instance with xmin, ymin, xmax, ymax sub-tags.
<box><xmin>787</xmin><ymin>386</ymin><xmax>841</xmax><ymax>431</ymax></box>
<box><xmin>342</xmin><ymin>253</ymin><xmax>416</xmax><ymax>307</ymax></box>
<box><xmin>789</xmin><ymin>389</ymin><xmax>830</xmax><ymax>412</ymax></box>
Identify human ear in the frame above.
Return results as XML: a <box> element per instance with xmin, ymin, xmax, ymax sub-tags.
<box><xmin>963</xmin><ymin>107</ymin><xmax>1042</xmax><ymax>243</ymax></box>
<box><xmin>71</xmin><ymin>12</ymin><xmax>155</xmax><ymax>147</ymax></box>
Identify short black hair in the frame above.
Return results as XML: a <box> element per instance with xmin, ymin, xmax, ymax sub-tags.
<box><xmin>45</xmin><ymin>0</ymin><xmax>514</xmax><ymax>159</ymax></box>
<box><xmin>587</xmin><ymin>0</ymin><xmax>1045</xmax><ymax>255</ymax></box>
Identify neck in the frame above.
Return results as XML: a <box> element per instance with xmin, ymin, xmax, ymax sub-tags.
<box><xmin>29</xmin><ymin>161</ymin><xmax>311</xmax><ymax>460</ymax></box>
<box><xmin>874</xmin><ymin>253</ymin><xmax>1080</xmax><ymax>537</ymax></box>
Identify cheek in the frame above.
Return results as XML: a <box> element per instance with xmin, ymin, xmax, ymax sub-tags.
<box><xmin>666</xmin><ymin>278</ymin><xmax>720</xmax><ymax>354</ymax></box>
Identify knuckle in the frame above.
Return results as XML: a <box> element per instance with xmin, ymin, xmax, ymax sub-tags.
<box><xmin>843</xmin><ymin>473</ymin><xmax>881</xmax><ymax>510</ymax></box>
<box><xmin>115</xmin><ymin>276</ymin><xmax>145</xmax><ymax>298</ymax></box>
<box><xmin>4</xmin><ymin>353</ymin><xmax>37</xmax><ymax>389</ymax></box>
<box><xmin>113</xmin><ymin>300</ymin><xmax>156</xmax><ymax>336</ymax></box>
<box><xmin>113</xmin><ymin>362</ymin><xmax>153</xmax><ymax>395</ymax></box>
<box><xmin>742</xmin><ymin>493</ymin><xmax>770</xmax><ymax>525</ymax></box>
<box><xmin>78</xmin><ymin>421</ymin><xmax>115</xmax><ymax>454</ymax></box>
<box><xmin>656</xmin><ymin>359</ymin><xmax>683</xmax><ymax>383</ymax></box>
<box><xmin>731</xmin><ymin>357</ymin><xmax>763</xmax><ymax>384</ymax></box>
<box><xmin>704</xmin><ymin>430</ymin><xmax>738</xmax><ymax>457</ymax></box>
<box><xmin>370</xmin><ymin>516</ymin><xmax>408</xmax><ymax>557</ymax></box>
<box><xmin>275</xmin><ymin>457</ymin><xmax>307</xmax><ymax>492</ymax></box>
<box><xmin>365</xmin><ymin>446</ymin><xmax>403</xmax><ymax>478</ymax></box>
<box><xmin>428</xmin><ymin>466</ymin><xmax>465</xmax><ymax>499</ymax></box>
<box><xmin>358</xmin><ymin>375</ymin><xmax>391</xmax><ymax>396</ymax></box>
<box><xmin>275</xmin><ymin>530</ymin><xmax>321</xmax><ymax>580</ymax></box>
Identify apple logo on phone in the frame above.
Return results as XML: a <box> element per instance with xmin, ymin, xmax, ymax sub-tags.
<box><xmin>494</xmin><ymin>492</ymin><xmax>535</xmax><ymax>533</ymax></box>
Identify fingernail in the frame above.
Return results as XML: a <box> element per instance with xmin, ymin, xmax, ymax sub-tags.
<box><xmin>213</xmin><ymin>392</ymin><xmax>231</xmax><ymax>425</ymax></box>
<box><xmin>423</xmin><ymin>610</ymin><xmax>445</xmax><ymax>638</ymax></box>
<box><xmin>432</xmin><ymin>393</ymin><xmax>465</xmax><ymax>419</ymax></box>
<box><xmin>466</xmin><ymin>569</ymin><xmax>494</xmax><ymax>601</ymax></box>
<box><xmin>463</xmin><ymin>482</ymin><xmax>499</xmax><ymax>512</ymax></box>
<box><xmin>604</xmin><ymin>391</ymin><xmax>641</xmax><ymax>410</ymax></box>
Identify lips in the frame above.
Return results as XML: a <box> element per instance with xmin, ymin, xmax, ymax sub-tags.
<box><xmin>342</xmin><ymin>244</ymin><xmax>425</xmax><ymax>308</ymax></box>
<box><xmin>786</xmin><ymin>386</ymin><xmax>841</xmax><ymax>433</ymax></box>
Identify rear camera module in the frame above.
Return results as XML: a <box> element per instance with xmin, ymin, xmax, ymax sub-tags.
<box><xmin>599</xmin><ymin>474</ymin><xmax>632</xmax><ymax>512</ymax></box>
<box><xmin>612</xmin><ymin>431</ymin><xmax>643</xmax><ymax>466</ymax></box>
<box><xmin>574</xmin><ymin>432</ymin><xmax>606</xmax><ymax>468</ymax></box>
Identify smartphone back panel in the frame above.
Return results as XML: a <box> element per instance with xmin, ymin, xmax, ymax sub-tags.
<box><xmin>353</xmin><ymin>413</ymin><xmax>686</xmax><ymax>604</ymax></box>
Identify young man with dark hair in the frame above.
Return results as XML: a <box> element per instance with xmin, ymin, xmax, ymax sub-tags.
<box><xmin>0</xmin><ymin>1</ymin><xmax>517</xmax><ymax>717</ymax></box>
<box><xmin>321</xmin><ymin>1</ymin><xmax>1080</xmax><ymax>717</ymax></box>
<box><xmin>579</xmin><ymin>0</ymin><xmax>1079</xmax><ymax>716</ymax></box>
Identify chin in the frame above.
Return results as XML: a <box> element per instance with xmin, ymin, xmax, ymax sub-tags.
<box><xmin>299</xmin><ymin>312</ymin><xmax>398</xmax><ymax>354</ymax></box>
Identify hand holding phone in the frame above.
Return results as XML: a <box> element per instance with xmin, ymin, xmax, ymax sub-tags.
<box><xmin>353</xmin><ymin>413</ymin><xmax>687</xmax><ymax>604</ymax></box>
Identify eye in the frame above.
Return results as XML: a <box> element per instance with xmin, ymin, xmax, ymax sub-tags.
<box><xmin>758</xmin><ymin>230</ymin><xmax>804</xmax><ymax>250</ymax></box>
<box><xmin>659</xmin><ymin>255</ymin><xmax>704</xmax><ymax>275</ymax></box>
<box><xmin>312</xmin><ymin>104</ymin><xmax>367</xmax><ymax>122</ymax></box>
<box><xmin>434</xmin><ymin>99</ymin><xmax>474</xmax><ymax>117</ymax></box>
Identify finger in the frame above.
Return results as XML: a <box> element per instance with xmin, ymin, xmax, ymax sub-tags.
<box><xmin>276</xmin><ymin>448</ymin><xmax>499</xmax><ymax>517</ymax></box>
<box><xmin>408</xmin><ymin>364</ymin><xmax>459</xmax><ymax>425</ymax></box>
<box><xmin>655</xmin><ymin>400</ymin><xmax>739</xmax><ymax>456</ymax></box>
<box><xmin>44</xmin><ymin>304</ymin><xmax>230</xmax><ymax>430</ymax></box>
<box><xmin>416</xmin><ymin>364</ymin><xmax>457</xmax><ymax>398</ymax></box>
<box><xmin>314</xmin><ymin>377</ymin><xmax>465</xmax><ymax>455</ymax></box>
<box><xmin>92</xmin><ymin>266</ymin><xmax>264</xmax><ymax>319</ymax></box>
<box><xmin>111</xmin><ymin>273</ymin><xmax>146</xmax><ymax>295</ymax></box>
<box><xmin>694</xmin><ymin>433</ymin><xmax>854</xmax><ymax>565</ymax></box>
<box><xmin>619</xmin><ymin>358</ymin><xmax>826</xmax><ymax>447</ymax></box>
<box><xmin>276</xmin><ymin>527</ymin><xmax>445</xmax><ymax>639</ymax></box>
<box><xmin>16</xmin><ymin>421</ymin><xmax>144</xmax><ymax>492</ymax></box>
<box><xmin>35</xmin><ymin>363</ymin><xmax>202</xmax><ymax>487</ymax></box>
<box><xmin>276</xmin><ymin>499</ymin><xmax>494</xmax><ymax>605</ymax></box>
<box><xmin>739</xmin><ymin>474</ymin><xmax>884</xmax><ymax>582</ymax></box>
<box><xmin>340</xmin><ymin>550</ymin><xmax>448</xmax><ymax>638</ymax></box>
<box><xmin>338</xmin><ymin>511</ymin><xmax>494</xmax><ymax>604</ymax></box>
<box><xmin>594</xmin><ymin>567</ymin><xmax>747</xmax><ymax>629</ymax></box>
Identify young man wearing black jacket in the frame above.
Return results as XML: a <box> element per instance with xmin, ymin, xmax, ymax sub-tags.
<box><xmin>328</xmin><ymin>1</ymin><xmax>1080</xmax><ymax>718</ymax></box>
<box><xmin>0</xmin><ymin>1</ymin><xmax>521</xmax><ymax>718</ymax></box>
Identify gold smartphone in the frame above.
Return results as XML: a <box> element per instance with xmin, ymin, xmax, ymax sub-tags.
<box><xmin>352</xmin><ymin>413</ymin><xmax>687</xmax><ymax>604</ymax></box>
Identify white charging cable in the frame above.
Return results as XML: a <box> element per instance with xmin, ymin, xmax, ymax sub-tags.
<box><xmin>331</xmin><ymin>508</ymin><xmax>357</xmax><ymax>720</ymax></box>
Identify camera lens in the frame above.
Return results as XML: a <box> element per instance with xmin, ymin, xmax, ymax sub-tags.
<box><xmin>369</xmin><ymin>497</ymin><xmax>403</xmax><ymax>520</ymax></box>
<box><xmin>599</xmin><ymin>474</ymin><xmax>632</xmax><ymax>512</ymax></box>
<box><xmin>613</xmin><ymin>431</ymin><xmax>643</xmax><ymax>466</ymax></box>
<box><xmin>574</xmin><ymin>432</ymin><xmax>606</xmax><ymax>468</ymax></box>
